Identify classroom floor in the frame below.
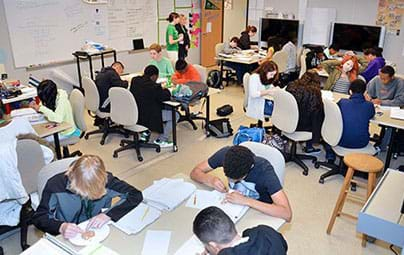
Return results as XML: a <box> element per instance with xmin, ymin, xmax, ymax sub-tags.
<box><xmin>1</xmin><ymin>85</ymin><xmax>403</xmax><ymax>255</ymax></box>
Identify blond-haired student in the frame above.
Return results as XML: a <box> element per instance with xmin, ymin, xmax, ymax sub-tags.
<box><xmin>32</xmin><ymin>155</ymin><xmax>143</xmax><ymax>239</ymax></box>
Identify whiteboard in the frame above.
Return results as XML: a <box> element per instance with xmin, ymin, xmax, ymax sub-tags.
<box><xmin>302</xmin><ymin>8</ymin><xmax>336</xmax><ymax>46</ymax></box>
<box><xmin>3</xmin><ymin>0</ymin><xmax>158</xmax><ymax>68</ymax></box>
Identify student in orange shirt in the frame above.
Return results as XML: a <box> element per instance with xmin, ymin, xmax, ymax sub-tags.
<box><xmin>172</xmin><ymin>60</ymin><xmax>201</xmax><ymax>84</ymax></box>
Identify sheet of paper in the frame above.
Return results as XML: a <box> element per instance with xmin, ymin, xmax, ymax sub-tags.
<box><xmin>21</xmin><ymin>239</ymin><xmax>69</xmax><ymax>255</ymax></box>
<box><xmin>112</xmin><ymin>203</ymin><xmax>161</xmax><ymax>235</ymax></box>
<box><xmin>79</xmin><ymin>243</ymin><xmax>119</xmax><ymax>255</ymax></box>
<box><xmin>174</xmin><ymin>235</ymin><xmax>205</xmax><ymax>255</ymax></box>
<box><xmin>206</xmin><ymin>22</ymin><xmax>212</xmax><ymax>33</ymax></box>
<box><xmin>141</xmin><ymin>230</ymin><xmax>171</xmax><ymax>255</ymax></box>
<box><xmin>390</xmin><ymin>108</ymin><xmax>404</xmax><ymax>120</ymax></box>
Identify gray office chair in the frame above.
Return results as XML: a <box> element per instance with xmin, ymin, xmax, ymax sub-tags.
<box><xmin>109</xmin><ymin>87</ymin><xmax>160</xmax><ymax>161</ymax></box>
<box><xmin>60</xmin><ymin>89</ymin><xmax>86</xmax><ymax>157</ymax></box>
<box><xmin>82</xmin><ymin>77</ymin><xmax>127</xmax><ymax>145</ymax></box>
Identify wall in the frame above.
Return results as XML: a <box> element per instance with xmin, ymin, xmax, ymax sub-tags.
<box><xmin>0</xmin><ymin>0</ymin><xmax>200</xmax><ymax>91</ymax></box>
<box><xmin>223</xmin><ymin>0</ymin><xmax>248</xmax><ymax>42</ymax></box>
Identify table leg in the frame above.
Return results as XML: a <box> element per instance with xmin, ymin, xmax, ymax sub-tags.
<box><xmin>53</xmin><ymin>133</ymin><xmax>62</xmax><ymax>160</ymax></box>
<box><xmin>171</xmin><ymin>106</ymin><xmax>178</xmax><ymax>152</ymax></box>
<box><xmin>384</xmin><ymin>127</ymin><xmax>396</xmax><ymax>172</ymax></box>
<box><xmin>205</xmin><ymin>95</ymin><xmax>210</xmax><ymax>136</ymax></box>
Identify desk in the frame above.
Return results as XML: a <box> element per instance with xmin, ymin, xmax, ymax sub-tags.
<box><xmin>1</xmin><ymin>85</ymin><xmax>38</xmax><ymax>114</ymax></box>
<box><xmin>33</xmin><ymin>122</ymin><xmax>72</xmax><ymax>160</ymax></box>
<box><xmin>357</xmin><ymin>169</ymin><xmax>404</xmax><ymax>253</ymax></box>
<box><xmin>52</xmin><ymin>173</ymin><xmax>285</xmax><ymax>255</ymax></box>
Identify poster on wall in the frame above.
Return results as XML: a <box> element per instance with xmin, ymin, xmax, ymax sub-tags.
<box><xmin>376</xmin><ymin>0</ymin><xmax>404</xmax><ymax>35</ymax></box>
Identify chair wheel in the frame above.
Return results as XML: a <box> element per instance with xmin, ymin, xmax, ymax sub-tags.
<box><xmin>100</xmin><ymin>140</ymin><xmax>105</xmax><ymax>145</ymax></box>
<box><xmin>312</xmin><ymin>159</ymin><xmax>317</xmax><ymax>164</ymax></box>
<box><xmin>137</xmin><ymin>156</ymin><xmax>143</xmax><ymax>161</ymax></box>
<box><xmin>193</xmin><ymin>126</ymin><xmax>198</xmax><ymax>130</ymax></box>
<box><xmin>84</xmin><ymin>134</ymin><xmax>89</xmax><ymax>140</ymax></box>
<box><xmin>113</xmin><ymin>152</ymin><xmax>118</xmax><ymax>158</ymax></box>
<box><xmin>350</xmin><ymin>183</ymin><xmax>357</xmax><ymax>192</ymax></box>
<box><xmin>120</xmin><ymin>141</ymin><xmax>125</xmax><ymax>147</ymax></box>
<box><xmin>302</xmin><ymin>170</ymin><xmax>308</xmax><ymax>176</ymax></box>
<box><xmin>124</xmin><ymin>134</ymin><xmax>130</xmax><ymax>138</ymax></box>
<box><xmin>319</xmin><ymin>178</ymin><xmax>324</xmax><ymax>184</ymax></box>
<box><xmin>314</xmin><ymin>162</ymin><xmax>320</xmax><ymax>169</ymax></box>
<box><xmin>156</xmin><ymin>147</ymin><xmax>161</xmax><ymax>153</ymax></box>
<box><xmin>173</xmin><ymin>145</ymin><xmax>178</xmax><ymax>152</ymax></box>
<box><xmin>77</xmin><ymin>152</ymin><xmax>83</xmax><ymax>156</ymax></box>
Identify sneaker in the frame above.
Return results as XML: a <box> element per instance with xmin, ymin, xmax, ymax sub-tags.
<box><xmin>153</xmin><ymin>139</ymin><xmax>173</xmax><ymax>148</ymax></box>
<box><xmin>374</xmin><ymin>146</ymin><xmax>381</xmax><ymax>155</ymax></box>
<box><xmin>303</xmin><ymin>147</ymin><xmax>321</xmax><ymax>154</ymax></box>
<box><xmin>139</xmin><ymin>131</ymin><xmax>151</xmax><ymax>142</ymax></box>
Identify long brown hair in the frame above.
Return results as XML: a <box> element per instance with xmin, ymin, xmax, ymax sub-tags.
<box><xmin>244</xmin><ymin>25</ymin><xmax>257</xmax><ymax>33</ymax></box>
<box><xmin>293</xmin><ymin>70</ymin><xmax>323</xmax><ymax>112</ymax></box>
<box><xmin>254</xmin><ymin>60</ymin><xmax>279</xmax><ymax>85</ymax></box>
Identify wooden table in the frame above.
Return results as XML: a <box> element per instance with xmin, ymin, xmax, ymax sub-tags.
<box><xmin>33</xmin><ymin>122</ymin><xmax>72</xmax><ymax>159</ymax></box>
<box><xmin>53</xmin><ymin>173</ymin><xmax>285</xmax><ymax>255</ymax></box>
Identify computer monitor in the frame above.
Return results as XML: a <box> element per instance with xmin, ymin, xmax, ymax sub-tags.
<box><xmin>132</xmin><ymin>39</ymin><xmax>145</xmax><ymax>50</ymax></box>
<box><xmin>259</xmin><ymin>18</ymin><xmax>299</xmax><ymax>47</ymax></box>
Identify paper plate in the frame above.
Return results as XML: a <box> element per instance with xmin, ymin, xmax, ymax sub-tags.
<box><xmin>68</xmin><ymin>221</ymin><xmax>110</xmax><ymax>246</ymax></box>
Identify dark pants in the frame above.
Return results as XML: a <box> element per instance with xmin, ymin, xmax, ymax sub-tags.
<box><xmin>178</xmin><ymin>44</ymin><xmax>188</xmax><ymax>60</ymax></box>
<box><xmin>224</xmin><ymin>61</ymin><xmax>256</xmax><ymax>83</ymax></box>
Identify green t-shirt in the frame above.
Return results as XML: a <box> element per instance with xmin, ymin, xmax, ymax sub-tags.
<box><xmin>166</xmin><ymin>24</ymin><xmax>179</xmax><ymax>51</ymax></box>
<box><xmin>150</xmin><ymin>57</ymin><xmax>174</xmax><ymax>78</ymax></box>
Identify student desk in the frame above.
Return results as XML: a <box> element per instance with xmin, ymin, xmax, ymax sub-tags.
<box><xmin>33</xmin><ymin>122</ymin><xmax>72</xmax><ymax>160</ymax></box>
<box><xmin>52</xmin><ymin>173</ymin><xmax>286</xmax><ymax>255</ymax></box>
<box><xmin>1</xmin><ymin>85</ymin><xmax>38</xmax><ymax>114</ymax></box>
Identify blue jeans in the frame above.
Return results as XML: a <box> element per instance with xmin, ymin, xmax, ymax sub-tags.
<box><xmin>224</xmin><ymin>61</ymin><xmax>251</xmax><ymax>82</ymax></box>
<box><xmin>264</xmin><ymin>100</ymin><xmax>273</xmax><ymax>116</ymax></box>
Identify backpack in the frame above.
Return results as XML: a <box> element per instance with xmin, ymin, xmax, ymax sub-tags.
<box><xmin>262</xmin><ymin>133</ymin><xmax>289</xmax><ymax>154</ymax></box>
<box><xmin>172</xmin><ymin>82</ymin><xmax>209</xmax><ymax>104</ymax></box>
<box><xmin>233</xmin><ymin>126</ymin><xmax>265</xmax><ymax>145</ymax></box>
<box><xmin>207</xmin><ymin>70</ymin><xmax>221</xmax><ymax>88</ymax></box>
<box><xmin>216</xmin><ymin>104</ymin><xmax>233</xmax><ymax>116</ymax></box>
<box><xmin>208</xmin><ymin>118</ymin><xmax>233</xmax><ymax>138</ymax></box>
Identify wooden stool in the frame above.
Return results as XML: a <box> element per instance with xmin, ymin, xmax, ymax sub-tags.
<box><xmin>326</xmin><ymin>153</ymin><xmax>383</xmax><ymax>246</ymax></box>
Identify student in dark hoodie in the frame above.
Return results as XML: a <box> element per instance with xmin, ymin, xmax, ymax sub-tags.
<box><xmin>360</xmin><ymin>47</ymin><xmax>385</xmax><ymax>83</ymax></box>
<box><xmin>95</xmin><ymin>61</ymin><xmax>128</xmax><ymax>113</ymax></box>
<box><xmin>238</xmin><ymin>25</ymin><xmax>257</xmax><ymax>50</ymax></box>
<box><xmin>193</xmin><ymin>206</ymin><xmax>288</xmax><ymax>255</ymax></box>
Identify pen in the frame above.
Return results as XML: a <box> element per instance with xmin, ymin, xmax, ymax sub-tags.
<box><xmin>141</xmin><ymin>206</ymin><xmax>149</xmax><ymax>221</ymax></box>
<box><xmin>193</xmin><ymin>194</ymin><xmax>197</xmax><ymax>205</ymax></box>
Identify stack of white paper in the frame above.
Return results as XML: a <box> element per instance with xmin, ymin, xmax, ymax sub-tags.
<box><xmin>185</xmin><ymin>189</ymin><xmax>249</xmax><ymax>223</ymax></box>
<box><xmin>143</xmin><ymin>178</ymin><xmax>196</xmax><ymax>211</ymax></box>
<box><xmin>174</xmin><ymin>235</ymin><xmax>205</xmax><ymax>255</ymax></box>
<box><xmin>390</xmin><ymin>108</ymin><xmax>404</xmax><ymax>120</ymax></box>
<box><xmin>112</xmin><ymin>203</ymin><xmax>161</xmax><ymax>235</ymax></box>
<box><xmin>11</xmin><ymin>108</ymin><xmax>46</xmax><ymax>124</ymax></box>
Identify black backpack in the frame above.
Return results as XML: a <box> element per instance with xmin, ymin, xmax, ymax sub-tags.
<box><xmin>207</xmin><ymin>70</ymin><xmax>221</xmax><ymax>88</ymax></box>
<box><xmin>208</xmin><ymin>118</ymin><xmax>233</xmax><ymax>138</ymax></box>
<box><xmin>216</xmin><ymin>104</ymin><xmax>233</xmax><ymax>116</ymax></box>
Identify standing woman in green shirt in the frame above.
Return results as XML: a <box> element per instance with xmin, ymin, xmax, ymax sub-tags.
<box><xmin>166</xmin><ymin>12</ymin><xmax>183</xmax><ymax>62</ymax></box>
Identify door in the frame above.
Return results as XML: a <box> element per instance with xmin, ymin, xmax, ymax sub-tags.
<box><xmin>201</xmin><ymin>0</ymin><xmax>223</xmax><ymax>67</ymax></box>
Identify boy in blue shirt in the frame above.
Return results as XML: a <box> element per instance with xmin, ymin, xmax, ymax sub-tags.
<box><xmin>325</xmin><ymin>79</ymin><xmax>375</xmax><ymax>162</ymax></box>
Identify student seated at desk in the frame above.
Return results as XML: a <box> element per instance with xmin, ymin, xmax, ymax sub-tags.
<box><xmin>238</xmin><ymin>25</ymin><xmax>257</xmax><ymax>50</ymax></box>
<box><xmin>325</xmin><ymin>79</ymin><xmax>375</xmax><ymax>163</ymax></box>
<box><xmin>149</xmin><ymin>43</ymin><xmax>175</xmax><ymax>79</ymax></box>
<box><xmin>130</xmin><ymin>65</ymin><xmax>179</xmax><ymax>148</ymax></box>
<box><xmin>305</xmin><ymin>46</ymin><xmax>327</xmax><ymax>70</ymax></box>
<box><xmin>221</xmin><ymin>37</ymin><xmax>251</xmax><ymax>84</ymax></box>
<box><xmin>95</xmin><ymin>61</ymin><xmax>128</xmax><ymax>113</ymax></box>
<box><xmin>171</xmin><ymin>59</ymin><xmax>201</xmax><ymax>84</ymax></box>
<box><xmin>32</xmin><ymin>155</ymin><xmax>143</xmax><ymax>238</ymax></box>
<box><xmin>321</xmin><ymin>54</ymin><xmax>360</xmax><ymax>94</ymax></box>
<box><xmin>247</xmin><ymin>61</ymin><xmax>279</xmax><ymax>121</ymax></box>
<box><xmin>29</xmin><ymin>80</ymin><xmax>80</xmax><ymax>142</ymax></box>
<box><xmin>190</xmin><ymin>145</ymin><xmax>292</xmax><ymax>221</ymax></box>
<box><xmin>193</xmin><ymin>206</ymin><xmax>288</xmax><ymax>255</ymax></box>
<box><xmin>258</xmin><ymin>36</ymin><xmax>282</xmax><ymax>65</ymax></box>
<box><xmin>360</xmin><ymin>47</ymin><xmax>385</xmax><ymax>83</ymax></box>
<box><xmin>286</xmin><ymin>71</ymin><xmax>324</xmax><ymax>154</ymax></box>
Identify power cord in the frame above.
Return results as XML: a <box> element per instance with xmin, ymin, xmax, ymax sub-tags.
<box><xmin>389</xmin><ymin>244</ymin><xmax>398</xmax><ymax>255</ymax></box>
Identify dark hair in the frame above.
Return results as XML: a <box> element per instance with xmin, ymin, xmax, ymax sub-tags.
<box><xmin>287</xmin><ymin>71</ymin><xmax>323</xmax><ymax>112</ymax></box>
<box><xmin>167</xmin><ymin>12</ymin><xmax>179</xmax><ymax>22</ymax></box>
<box><xmin>230</xmin><ymin>36</ymin><xmax>240</xmax><ymax>44</ymax></box>
<box><xmin>175</xmin><ymin>59</ymin><xmax>188</xmax><ymax>71</ymax></box>
<box><xmin>363</xmin><ymin>47</ymin><xmax>383</xmax><ymax>57</ymax></box>
<box><xmin>37</xmin><ymin>80</ymin><xmax>58</xmax><ymax>111</ymax></box>
<box><xmin>313</xmin><ymin>46</ymin><xmax>324</xmax><ymax>54</ymax></box>
<box><xmin>144</xmin><ymin>65</ymin><xmax>159</xmax><ymax>77</ymax></box>
<box><xmin>349</xmin><ymin>79</ymin><xmax>366</xmax><ymax>94</ymax></box>
<box><xmin>244</xmin><ymin>25</ymin><xmax>257</xmax><ymax>33</ymax></box>
<box><xmin>380</xmin><ymin>65</ymin><xmax>395</xmax><ymax>77</ymax></box>
<box><xmin>112</xmin><ymin>61</ymin><xmax>124</xmax><ymax>70</ymax></box>
<box><xmin>267</xmin><ymin>36</ymin><xmax>282</xmax><ymax>52</ymax></box>
<box><xmin>193</xmin><ymin>206</ymin><xmax>237</xmax><ymax>245</ymax></box>
<box><xmin>223</xmin><ymin>146</ymin><xmax>255</xmax><ymax>179</ymax></box>
<box><xmin>254</xmin><ymin>61</ymin><xmax>279</xmax><ymax>85</ymax></box>
<box><xmin>329</xmin><ymin>44</ymin><xmax>340</xmax><ymax>51</ymax></box>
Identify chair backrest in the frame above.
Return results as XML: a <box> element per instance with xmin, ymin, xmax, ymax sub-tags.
<box><xmin>271</xmin><ymin>89</ymin><xmax>299</xmax><ymax>133</ymax></box>
<box><xmin>16</xmin><ymin>139</ymin><xmax>46</xmax><ymax>194</ymax></box>
<box><xmin>82</xmin><ymin>77</ymin><xmax>100</xmax><ymax>112</ymax></box>
<box><xmin>69</xmin><ymin>89</ymin><xmax>87</xmax><ymax>132</ymax></box>
<box><xmin>109</xmin><ymin>87</ymin><xmax>138</xmax><ymax>126</ymax></box>
<box><xmin>321</xmin><ymin>99</ymin><xmax>343</xmax><ymax>146</ymax></box>
<box><xmin>299</xmin><ymin>49</ymin><xmax>310</xmax><ymax>78</ymax></box>
<box><xmin>243</xmin><ymin>72</ymin><xmax>250</xmax><ymax>111</ymax></box>
<box><xmin>240</xmin><ymin>141</ymin><xmax>286</xmax><ymax>185</ymax></box>
<box><xmin>272</xmin><ymin>50</ymin><xmax>288</xmax><ymax>73</ymax></box>
<box><xmin>37</xmin><ymin>158</ymin><xmax>77</xmax><ymax>201</ymax></box>
<box><xmin>296</xmin><ymin>47</ymin><xmax>303</xmax><ymax>68</ymax></box>
<box><xmin>215</xmin><ymin>43</ymin><xmax>224</xmax><ymax>56</ymax></box>
<box><xmin>193</xmin><ymin>64</ymin><xmax>207</xmax><ymax>83</ymax></box>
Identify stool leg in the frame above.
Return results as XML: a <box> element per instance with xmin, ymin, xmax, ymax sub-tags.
<box><xmin>327</xmin><ymin>167</ymin><xmax>355</xmax><ymax>234</ymax></box>
<box><xmin>362</xmin><ymin>172</ymin><xmax>377</xmax><ymax>247</ymax></box>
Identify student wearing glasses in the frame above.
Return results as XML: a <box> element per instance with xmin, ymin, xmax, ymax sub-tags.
<box><xmin>190</xmin><ymin>146</ymin><xmax>292</xmax><ymax>222</ymax></box>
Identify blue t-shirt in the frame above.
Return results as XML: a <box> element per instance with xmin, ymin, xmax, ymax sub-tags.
<box><xmin>207</xmin><ymin>146</ymin><xmax>282</xmax><ymax>204</ymax></box>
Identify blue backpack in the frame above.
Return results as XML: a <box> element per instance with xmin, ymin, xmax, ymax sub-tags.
<box><xmin>233</xmin><ymin>126</ymin><xmax>265</xmax><ymax>145</ymax></box>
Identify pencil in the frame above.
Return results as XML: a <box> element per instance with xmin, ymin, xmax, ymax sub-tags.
<box><xmin>193</xmin><ymin>194</ymin><xmax>197</xmax><ymax>205</ymax></box>
<box><xmin>141</xmin><ymin>206</ymin><xmax>150</xmax><ymax>221</ymax></box>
